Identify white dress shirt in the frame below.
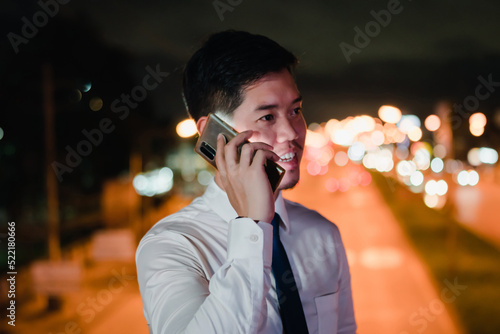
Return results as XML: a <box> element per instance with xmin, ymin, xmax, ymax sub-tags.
<box><xmin>136</xmin><ymin>178</ymin><xmax>356</xmax><ymax>334</ymax></box>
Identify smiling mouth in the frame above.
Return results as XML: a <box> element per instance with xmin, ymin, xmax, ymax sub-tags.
<box><xmin>279</xmin><ymin>152</ymin><xmax>296</xmax><ymax>162</ymax></box>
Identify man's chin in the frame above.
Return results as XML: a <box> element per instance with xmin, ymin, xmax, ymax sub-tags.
<box><xmin>277</xmin><ymin>171</ymin><xmax>300</xmax><ymax>191</ymax></box>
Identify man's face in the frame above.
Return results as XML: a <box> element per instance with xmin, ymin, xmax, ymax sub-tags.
<box><xmin>229</xmin><ymin>69</ymin><xmax>307</xmax><ymax>190</ymax></box>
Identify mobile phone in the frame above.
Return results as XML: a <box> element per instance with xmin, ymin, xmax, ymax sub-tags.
<box><xmin>195</xmin><ymin>113</ymin><xmax>285</xmax><ymax>193</ymax></box>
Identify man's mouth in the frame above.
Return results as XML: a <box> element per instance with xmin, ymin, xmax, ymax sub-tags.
<box><xmin>279</xmin><ymin>152</ymin><xmax>296</xmax><ymax>163</ymax></box>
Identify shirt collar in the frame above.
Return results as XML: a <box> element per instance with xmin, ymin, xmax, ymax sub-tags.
<box><xmin>202</xmin><ymin>178</ymin><xmax>290</xmax><ymax>231</ymax></box>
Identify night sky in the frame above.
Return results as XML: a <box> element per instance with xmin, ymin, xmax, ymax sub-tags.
<box><xmin>2</xmin><ymin>0</ymin><xmax>500</xmax><ymax>121</ymax></box>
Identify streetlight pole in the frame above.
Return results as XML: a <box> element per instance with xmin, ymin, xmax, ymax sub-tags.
<box><xmin>43</xmin><ymin>62</ymin><xmax>61</xmax><ymax>262</ymax></box>
<box><xmin>43</xmin><ymin>63</ymin><xmax>63</xmax><ymax>310</ymax></box>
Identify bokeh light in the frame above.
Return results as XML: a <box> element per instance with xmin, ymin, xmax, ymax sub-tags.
<box><xmin>430</xmin><ymin>158</ymin><xmax>444</xmax><ymax>173</ymax></box>
<box><xmin>457</xmin><ymin>170</ymin><xmax>479</xmax><ymax>186</ymax></box>
<box><xmin>89</xmin><ymin>97</ymin><xmax>103</xmax><ymax>111</ymax></box>
<box><xmin>470</xmin><ymin>125</ymin><xmax>485</xmax><ymax>137</ymax></box>
<box><xmin>176</xmin><ymin>119</ymin><xmax>198</xmax><ymax>138</ymax></box>
<box><xmin>424</xmin><ymin>114</ymin><xmax>441</xmax><ymax>131</ymax></box>
<box><xmin>410</xmin><ymin>171</ymin><xmax>424</xmax><ymax>186</ymax></box>
<box><xmin>334</xmin><ymin>151</ymin><xmax>349</xmax><ymax>166</ymax></box>
<box><xmin>469</xmin><ymin>112</ymin><xmax>487</xmax><ymax>127</ymax></box>
<box><xmin>407</xmin><ymin>127</ymin><xmax>423</xmax><ymax>142</ymax></box>
<box><xmin>348</xmin><ymin>142</ymin><xmax>366</xmax><ymax>162</ymax></box>
<box><xmin>398</xmin><ymin>115</ymin><xmax>421</xmax><ymax>133</ymax></box>
<box><xmin>478</xmin><ymin>147</ymin><xmax>498</xmax><ymax>164</ymax></box>
<box><xmin>467</xmin><ymin>148</ymin><xmax>481</xmax><ymax>166</ymax></box>
<box><xmin>433</xmin><ymin>144</ymin><xmax>447</xmax><ymax>159</ymax></box>
<box><xmin>133</xmin><ymin>167</ymin><xmax>174</xmax><ymax>196</ymax></box>
<box><xmin>378</xmin><ymin>105</ymin><xmax>402</xmax><ymax>124</ymax></box>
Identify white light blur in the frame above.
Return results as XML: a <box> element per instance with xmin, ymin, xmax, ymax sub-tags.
<box><xmin>378</xmin><ymin>105</ymin><xmax>402</xmax><ymax>124</ymax></box>
<box><xmin>424</xmin><ymin>115</ymin><xmax>441</xmax><ymax>131</ymax></box>
<box><xmin>133</xmin><ymin>167</ymin><xmax>174</xmax><ymax>196</ymax></box>
<box><xmin>470</xmin><ymin>125</ymin><xmax>485</xmax><ymax>137</ymax></box>
<box><xmin>370</xmin><ymin>130</ymin><xmax>385</xmax><ymax>146</ymax></box>
<box><xmin>424</xmin><ymin>180</ymin><xmax>437</xmax><ymax>195</ymax></box>
<box><xmin>436</xmin><ymin>180</ymin><xmax>448</xmax><ymax>196</ymax></box>
<box><xmin>407</xmin><ymin>127</ymin><xmax>423</xmax><ymax>142</ymax></box>
<box><xmin>397</xmin><ymin>160</ymin><xmax>417</xmax><ymax>177</ymax></box>
<box><xmin>457</xmin><ymin>170</ymin><xmax>480</xmax><ymax>186</ymax></box>
<box><xmin>362</xmin><ymin>152</ymin><xmax>377</xmax><ymax>169</ymax></box>
<box><xmin>410</xmin><ymin>171</ymin><xmax>424</xmax><ymax>186</ymax></box>
<box><xmin>0</xmin><ymin>127</ymin><xmax>4</xmax><ymax>141</ymax></box>
<box><xmin>332</xmin><ymin>129</ymin><xmax>355</xmax><ymax>147</ymax></box>
<box><xmin>424</xmin><ymin>194</ymin><xmax>446</xmax><ymax>209</ymax></box>
<box><xmin>469</xmin><ymin>112</ymin><xmax>487</xmax><ymax>127</ymax></box>
<box><xmin>424</xmin><ymin>194</ymin><xmax>439</xmax><ymax>208</ymax></box>
<box><xmin>467</xmin><ymin>148</ymin><xmax>481</xmax><ymax>166</ymax></box>
<box><xmin>375</xmin><ymin>149</ymin><xmax>394</xmax><ymax>172</ymax></box>
<box><xmin>413</xmin><ymin>149</ymin><xmax>431</xmax><ymax>170</ymax></box>
<box><xmin>132</xmin><ymin>175</ymin><xmax>148</xmax><ymax>193</ymax></box>
<box><xmin>356</xmin><ymin>115</ymin><xmax>376</xmax><ymax>133</ymax></box>
<box><xmin>324</xmin><ymin>119</ymin><xmax>340</xmax><ymax>137</ymax></box>
<box><xmin>478</xmin><ymin>147</ymin><xmax>498</xmax><ymax>164</ymax></box>
<box><xmin>348</xmin><ymin>142</ymin><xmax>366</xmax><ymax>162</ymax></box>
<box><xmin>398</xmin><ymin>115</ymin><xmax>421</xmax><ymax>133</ymax></box>
<box><xmin>306</xmin><ymin>129</ymin><xmax>329</xmax><ymax>148</ymax></box>
<box><xmin>457</xmin><ymin>170</ymin><xmax>469</xmax><ymax>186</ymax></box>
<box><xmin>430</xmin><ymin>158</ymin><xmax>444</xmax><ymax>173</ymax></box>
<box><xmin>469</xmin><ymin>170</ymin><xmax>479</xmax><ymax>186</ymax></box>
<box><xmin>176</xmin><ymin>119</ymin><xmax>198</xmax><ymax>138</ymax></box>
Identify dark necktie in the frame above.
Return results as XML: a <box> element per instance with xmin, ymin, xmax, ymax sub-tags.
<box><xmin>271</xmin><ymin>213</ymin><xmax>309</xmax><ymax>334</ymax></box>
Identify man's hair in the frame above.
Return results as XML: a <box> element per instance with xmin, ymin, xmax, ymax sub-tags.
<box><xmin>182</xmin><ymin>30</ymin><xmax>298</xmax><ymax>122</ymax></box>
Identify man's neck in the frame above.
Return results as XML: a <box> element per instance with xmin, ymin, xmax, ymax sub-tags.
<box><xmin>214</xmin><ymin>172</ymin><xmax>280</xmax><ymax>202</ymax></box>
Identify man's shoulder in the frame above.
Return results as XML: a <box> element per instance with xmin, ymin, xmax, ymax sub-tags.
<box><xmin>284</xmin><ymin>198</ymin><xmax>340</xmax><ymax>233</ymax></box>
<box><xmin>138</xmin><ymin>196</ymin><xmax>219</xmax><ymax>247</ymax></box>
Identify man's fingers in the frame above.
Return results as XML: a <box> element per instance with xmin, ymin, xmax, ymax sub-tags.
<box><xmin>251</xmin><ymin>149</ymin><xmax>281</xmax><ymax>168</ymax></box>
<box><xmin>215</xmin><ymin>133</ymin><xmax>227</xmax><ymax>175</ymax></box>
<box><xmin>239</xmin><ymin>142</ymin><xmax>275</xmax><ymax>167</ymax></box>
<box><xmin>222</xmin><ymin>130</ymin><xmax>251</xmax><ymax>168</ymax></box>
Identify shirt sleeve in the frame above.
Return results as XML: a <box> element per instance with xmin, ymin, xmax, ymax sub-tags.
<box><xmin>136</xmin><ymin>217</ymin><xmax>274</xmax><ymax>334</ymax></box>
<box><xmin>334</xmin><ymin>230</ymin><xmax>357</xmax><ymax>334</ymax></box>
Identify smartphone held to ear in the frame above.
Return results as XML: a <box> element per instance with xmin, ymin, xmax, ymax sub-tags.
<box><xmin>195</xmin><ymin>113</ymin><xmax>285</xmax><ymax>193</ymax></box>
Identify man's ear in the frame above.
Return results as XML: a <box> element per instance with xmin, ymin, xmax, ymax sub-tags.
<box><xmin>196</xmin><ymin>116</ymin><xmax>208</xmax><ymax>134</ymax></box>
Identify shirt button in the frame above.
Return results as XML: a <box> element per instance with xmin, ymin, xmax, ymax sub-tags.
<box><xmin>249</xmin><ymin>234</ymin><xmax>259</xmax><ymax>242</ymax></box>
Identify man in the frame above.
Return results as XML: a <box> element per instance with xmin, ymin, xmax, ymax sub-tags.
<box><xmin>136</xmin><ymin>30</ymin><xmax>356</xmax><ymax>334</ymax></box>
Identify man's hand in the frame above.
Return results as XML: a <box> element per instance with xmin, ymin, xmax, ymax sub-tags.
<box><xmin>215</xmin><ymin>130</ymin><xmax>279</xmax><ymax>224</ymax></box>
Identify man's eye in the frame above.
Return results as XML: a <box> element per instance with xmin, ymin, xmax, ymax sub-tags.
<box><xmin>260</xmin><ymin>114</ymin><xmax>274</xmax><ymax>121</ymax></box>
<box><xmin>293</xmin><ymin>107</ymin><xmax>302</xmax><ymax>115</ymax></box>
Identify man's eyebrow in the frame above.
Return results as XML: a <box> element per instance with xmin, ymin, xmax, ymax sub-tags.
<box><xmin>254</xmin><ymin>95</ymin><xmax>303</xmax><ymax>111</ymax></box>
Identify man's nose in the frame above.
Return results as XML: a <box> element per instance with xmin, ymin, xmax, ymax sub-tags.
<box><xmin>277</xmin><ymin>118</ymin><xmax>299</xmax><ymax>143</ymax></box>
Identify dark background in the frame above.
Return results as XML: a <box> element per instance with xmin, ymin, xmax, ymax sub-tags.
<box><xmin>1</xmin><ymin>0</ymin><xmax>499</xmax><ymax>264</ymax></box>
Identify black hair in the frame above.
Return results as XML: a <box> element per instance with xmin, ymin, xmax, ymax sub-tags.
<box><xmin>182</xmin><ymin>30</ymin><xmax>298</xmax><ymax>122</ymax></box>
